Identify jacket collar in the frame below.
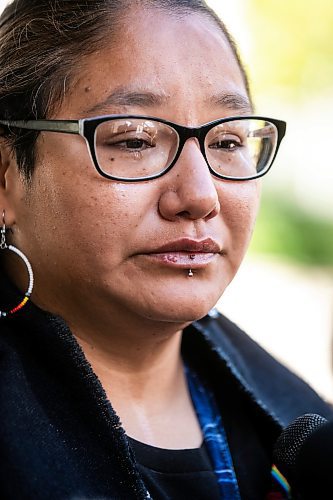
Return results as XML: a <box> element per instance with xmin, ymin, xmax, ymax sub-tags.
<box><xmin>186</xmin><ymin>311</ymin><xmax>333</xmax><ymax>429</ymax></box>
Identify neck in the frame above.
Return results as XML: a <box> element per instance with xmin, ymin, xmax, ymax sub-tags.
<box><xmin>70</xmin><ymin>311</ymin><xmax>186</xmax><ymax>412</ymax></box>
<box><xmin>65</xmin><ymin>310</ymin><xmax>201</xmax><ymax>448</ymax></box>
<box><xmin>74</xmin><ymin>319</ymin><xmax>184</xmax><ymax>382</ymax></box>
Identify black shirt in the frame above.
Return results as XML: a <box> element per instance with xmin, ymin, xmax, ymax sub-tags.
<box><xmin>128</xmin><ymin>437</ymin><xmax>221</xmax><ymax>499</ymax></box>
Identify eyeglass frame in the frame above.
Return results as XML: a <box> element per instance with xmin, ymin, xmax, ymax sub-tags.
<box><xmin>0</xmin><ymin>114</ymin><xmax>286</xmax><ymax>182</ymax></box>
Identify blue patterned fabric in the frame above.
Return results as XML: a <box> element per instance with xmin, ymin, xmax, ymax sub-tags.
<box><xmin>186</xmin><ymin>366</ymin><xmax>241</xmax><ymax>500</ymax></box>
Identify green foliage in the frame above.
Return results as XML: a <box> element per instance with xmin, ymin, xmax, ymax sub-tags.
<box><xmin>247</xmin><ymin>0</ymin><xmax>333</xmax><ymax>100</ymax></box>
<box><xmin>250</xmin><ymin>193</ymin><xmax>333</xmax><ymax>266</ymax></box>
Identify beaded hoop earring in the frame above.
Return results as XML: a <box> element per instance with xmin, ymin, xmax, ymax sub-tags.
<box><xmin>0</xmin><ymin>211</ymin><xmax>34</xmax><ymax>318</ymax></box>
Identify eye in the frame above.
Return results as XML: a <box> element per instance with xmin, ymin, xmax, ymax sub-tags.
<box><xmin>119</xmin><ymin>138</ymin><xmax>153</xmax><ymax>151</ymax></box>
<box><xmin>209</xmin><ymin>134</ymin><xmax>243</xmax><ymax>151</ymax></box>
<box><xmin>102</xmin><ymin>133</ymin><xmax>156</xmax><ymax>152</ymax></box>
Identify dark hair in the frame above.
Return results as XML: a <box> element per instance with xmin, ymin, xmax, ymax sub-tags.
<box><xmin>0</xmin><ymin>0</ymin><xmax>250</xmax><ymax>180</ymax></box>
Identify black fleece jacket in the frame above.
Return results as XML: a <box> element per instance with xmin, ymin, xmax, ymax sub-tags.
<box><xmin>1</xmin><ymin>272</ymin><xmax>332</xmax><ymax>499</ymax></box>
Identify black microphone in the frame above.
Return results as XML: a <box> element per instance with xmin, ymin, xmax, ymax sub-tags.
<box><xmin>273</xmin><ymin>413</ymin><xmax>333</xmax><ymax>499</ymax></box>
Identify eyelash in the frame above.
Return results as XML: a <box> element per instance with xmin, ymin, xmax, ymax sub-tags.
<box><xmin>209</xmin><ymin>138</ymin><xmax>243</xmax><ymax>151</ymax></box>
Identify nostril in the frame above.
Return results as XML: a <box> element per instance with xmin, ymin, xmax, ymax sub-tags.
<box><xmin>203</xmin><ymin>201</ymin><xmax>220</xmax><ymax>221</ymax></box>
<box><xmin>176</xmin><ymin>210</ymin><xmax>191</xmax><ymax>218</ymax></box>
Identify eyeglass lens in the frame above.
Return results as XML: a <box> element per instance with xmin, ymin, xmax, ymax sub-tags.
<box><xmin>94</xmin><ymin>118</ymin><xmax>278</xmax><ymax>180</ymax></box>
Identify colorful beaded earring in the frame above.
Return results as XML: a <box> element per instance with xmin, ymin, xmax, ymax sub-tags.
<box><xmin>0</xmin><ymin>211</ymin><xmax>34</xmax><ymax>318</ymax></box>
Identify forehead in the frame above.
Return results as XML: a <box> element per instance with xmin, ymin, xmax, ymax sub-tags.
<box><xmin>58</xmin><ymin>9</ymin><xmax>250</xmax><ymax>120</ymax></box>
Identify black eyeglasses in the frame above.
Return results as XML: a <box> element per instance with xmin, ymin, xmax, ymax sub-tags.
<box><xmin>0</xmin><ymin>115</ymin><xmax>286</xmax><ymax>182</ymax></box>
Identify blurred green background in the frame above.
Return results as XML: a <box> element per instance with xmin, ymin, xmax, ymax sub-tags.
<box><xmin>248</xmin><ymin>0</ymin><xmax>333</xmax><ymax>100</ymax></box>
<box><xmin>209</xmin><ymin>0</ymin><xmax>333</xmax><ymax>268</ymax></box>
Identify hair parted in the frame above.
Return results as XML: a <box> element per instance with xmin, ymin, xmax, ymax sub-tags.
<box><xmin>0</xmin><ymin>0</ymin><xmax>250</xmax><ymax>179</ymax></box>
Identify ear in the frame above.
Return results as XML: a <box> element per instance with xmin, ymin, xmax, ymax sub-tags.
<box><xmin>0</xmin><ymin>137</ymin><xmax>22</xmax><ymax>227</ymax></box>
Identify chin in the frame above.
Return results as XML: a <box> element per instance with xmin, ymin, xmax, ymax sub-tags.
<box><xmin>103</xmin><ymin>271</ymin><xmax>229</xmax><ymax>326</ymax></box>
<box><xmin>139</xmin><ymin>291</ymin><xmax>220</xmax><ymax>325</ymax></box>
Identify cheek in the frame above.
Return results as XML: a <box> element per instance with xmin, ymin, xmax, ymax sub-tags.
<box><xmin>219</xmin><ymin>181</ymin><xmax>261</xmax><ymax>253</ymax></box>
<box><xmin>41</xmin><ymin>182</ymin><xmax>149</xmax><ymax>244</ymax></box>
<box><xmin>24</xmin><ymin>149</ymin><xmax>157</xmax><ymax>270</ymax></box>
<box><xmin>32</xmin><ymin>134</ymin><xmax>153</xmax><ymax>236</ymax></box>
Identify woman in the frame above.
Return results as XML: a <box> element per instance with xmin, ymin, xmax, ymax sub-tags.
<box><xmin>0</xmin><ymin>1</ymin><xmax>331</xmax><ymax>499</ymax></box>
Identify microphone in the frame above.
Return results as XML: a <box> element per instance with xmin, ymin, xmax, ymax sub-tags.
<box><xmin>273</xmin><ymin>413</ymin><xmax>333</xmax><ymax>499</ymax></box>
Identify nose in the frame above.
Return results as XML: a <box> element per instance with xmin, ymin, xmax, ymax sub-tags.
<box><xmin>158</xmin><ymin>139</ymin><xmax>220</xmax><ymax>222</ymax></box>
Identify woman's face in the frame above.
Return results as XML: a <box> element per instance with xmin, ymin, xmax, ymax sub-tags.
<box><xmin>9</xmin><ymin>9</ymin><xmax>261</xmax><ymax>326</ymax></box>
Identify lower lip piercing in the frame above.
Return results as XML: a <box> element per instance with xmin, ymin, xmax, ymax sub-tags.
<box><xmin>188</xmin><ymin>254</ymin><xmax>195</xmax><ymax>277</ymax></box>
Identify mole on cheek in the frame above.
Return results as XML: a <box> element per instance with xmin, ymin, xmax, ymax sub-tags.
<box><xmin>84</xmin><ymin>86</ymin><xmax>91</xmax><ymax>93</ymax></box>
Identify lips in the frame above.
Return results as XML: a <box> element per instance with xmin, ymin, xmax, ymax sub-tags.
<box><xmin>139</xmin><ymin>238</ymin><xmax>223</xmax><ymax>269</ymax></box>
<box><xmin>151</xmin><ymin>238</ymin><xmax>222</xmax><ymax>254</ymax></box>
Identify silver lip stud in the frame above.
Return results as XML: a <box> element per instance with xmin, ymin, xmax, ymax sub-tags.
<box><xmin>188</xmin><ymin>269</ymin><xmax>194</xmax><ymax>277</ymax></box>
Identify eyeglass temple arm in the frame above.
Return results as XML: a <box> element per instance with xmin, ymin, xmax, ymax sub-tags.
<box><xmin>0</xmin><ymin>119</ymin><xmax>80</xmax><ymax>135</ymax></box>
<box><xmin>249</xmin><ymin>124</ymin><xmax>276</xmax><ymax>138</ymax></box>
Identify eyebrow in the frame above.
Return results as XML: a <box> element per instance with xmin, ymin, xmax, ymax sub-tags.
<box><xmin>84</xmin><ymin>87</ymin><xmax>170</xmax><ymax>115</ymax></box>
<box><xmin>83</xmin><ymin>87</ymin><xmax>252</xmax><ymax>116</ymax></box>
<box><xmin>208</xmin><ymin>92</ymin><xmax>253</xmax><ymax>113</ymax></box>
